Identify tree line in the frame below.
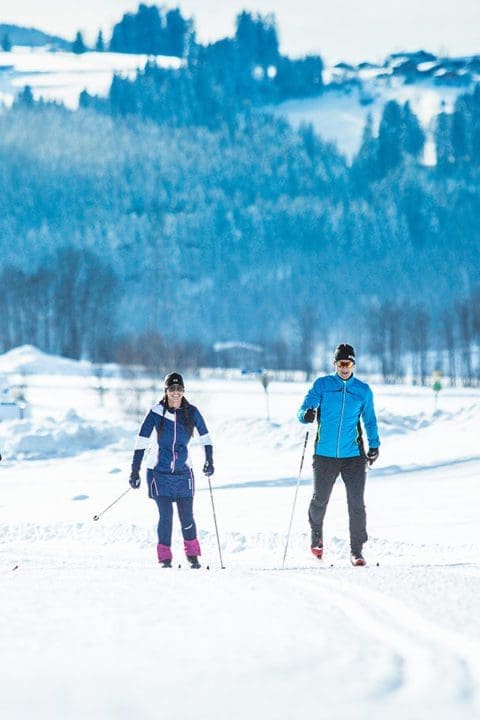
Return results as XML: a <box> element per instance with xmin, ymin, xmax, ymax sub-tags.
<box><xmin>78</xmin><ymin>9</ymin><xmax>323</xmax><ymax>126</ymax></box>
<box><xmin>1</xmin><ymin>61</ymin><xmax>479</xmax><ymax>384</ymax></box>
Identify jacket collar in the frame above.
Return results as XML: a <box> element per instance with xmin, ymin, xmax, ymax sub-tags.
<box><xmin>333</xmin><ymin>372</ymin><xmax>355</xmax><ymax>385</ymax></box>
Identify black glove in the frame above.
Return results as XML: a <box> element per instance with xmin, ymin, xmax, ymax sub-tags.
<box><xmin>203</xmin><ymin>445</ymin><xmax>214</xmax><ymax>476</ymax></box>
<box><xmin>203</xmin><ymin>459</ymin><xmax>214</xmax><ymax>476</ymax></box>
<box><xmin>367</xmin><ymin>448</ymin><xmax>379</xmax><ymax>465</ymax></box>
<box><xmin>303</xmin><ymin>408</ymin><xmax>316</xmax><ymax>423</ymax></box>
<box><xmin>129</xmin><ymin>469</ymin><xmax>141</xmax><ymax>488</ymax></box>
<box><xmin>0</xmin><ymin>453</ymin><xmax>2</xmax><ymax>462</ymax></box>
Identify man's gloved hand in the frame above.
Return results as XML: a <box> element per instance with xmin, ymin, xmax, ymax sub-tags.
<box><xmin>203</xmin><ymin>445</ymin><xmax>214</xmax><ymax>476</ymax></box>
<box><xmin>303</xmin><ymin>408</ymin><xmax>316</xmax><ymax>423</ymax></box>
<box><xmin>367</xmin><ymin>448</ymin><xmax>379</xmax><ymax>465</ymax></box>
<box><xmin>129</xmin><ymin>469</ymin><xmax>141</xmax><ymax>488</ymax></box>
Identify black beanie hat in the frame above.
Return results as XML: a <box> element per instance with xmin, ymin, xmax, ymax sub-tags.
<box><xmin>334</xmin><ymin>344</ymin><xmax>355</xmax><ymax>362</ymax></box>
<box><xmin>164</xmin><ymin>372</ymin><xmax>184</xmax><ymax>389</ymax></box>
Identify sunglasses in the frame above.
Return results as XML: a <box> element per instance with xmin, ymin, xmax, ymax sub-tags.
<box><xmin>335</xmin><ymin>360</ymin><xmax>354</xmax><ymax>369</ymax></box>
<box><xmin>167</xmin><ymin>384</ymin><xmax>184</xmax><ymax>392</ymax></box>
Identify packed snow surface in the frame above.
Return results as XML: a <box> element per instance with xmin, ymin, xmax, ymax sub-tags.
<box><xmin>1</xmin><ymin>346</ymin><xmax>479</xmax><ymax>719</ymax></box>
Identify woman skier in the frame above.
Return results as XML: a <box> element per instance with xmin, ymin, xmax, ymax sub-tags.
<box><xmin>129</xmin><ymin>372</ymin><xmax>214</xmax><ymax>568</ymax></box>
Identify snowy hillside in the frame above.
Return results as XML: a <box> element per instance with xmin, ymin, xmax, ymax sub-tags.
<box><xmin>0</xmin><ymin>47</ymin><xmax>181</xmax><ymax>109</ymax></box>
<box><xmin>275</xmin><ymin>52</ymin><xmax>480</xmax><ymax>160</ymax></box>
<box><xmin>1</xmin><ymin>346</ymin><xmax>479</xmax><ymax>719</ymax></box>
<box><xmin>1</xmin><ymin>46</ymin><xmax>477</xmax><ymax>158</ymax></box>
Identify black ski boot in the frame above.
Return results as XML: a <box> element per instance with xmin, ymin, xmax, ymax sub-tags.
<box><xmin>350</xmin><ymin>551</ymin><xmax>366</xmax><ymax>567</ymax></box>
<box><xmin>187</xmin><ymin>555</ymin><xmax>201</xmax><ymax>569</ymax></box>
<box><xmin>161</xmin><ymin>559</ymin><xmax>172</xmax><ymax>568</ymax></box>
<box><xmin>311</xmin><ymin>530</ymin><xmax>323</xmax><ymax>559</ymax></box>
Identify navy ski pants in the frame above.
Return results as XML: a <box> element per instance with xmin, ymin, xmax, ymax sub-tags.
<box><xmin>154</xmin><ymin>496</ymin><xmax>197</xmax><ymax>547</ymax></box>
<box><xmin>308</xmin><ymin>455</ymin><xmax>368</xmax><ymax>553</ymax></box>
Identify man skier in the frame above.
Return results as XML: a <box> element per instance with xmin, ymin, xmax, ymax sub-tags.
<box><xmin>297</xmin><ymin>343</ymin><xmax>380</xmax><ymax>566</ymax></box>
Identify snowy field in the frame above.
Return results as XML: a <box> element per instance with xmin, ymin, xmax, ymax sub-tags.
<box><xmin>0</xmin><ymin>47</ymin><xmax>181</xmax><ymax>109</ymax></box>
<box><xmin>274</xmin><ymin>76</ymin><xmax>463</xmax><ymax>161</ymax></box>
<box><xmin>1</xmin><ymin>346</ymin><xmax>479</xmax><ymax>720</ymax></box>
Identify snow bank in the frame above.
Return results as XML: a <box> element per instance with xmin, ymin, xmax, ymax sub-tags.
<box><xmin>0</xmin><ymin>408</ymin><xmax>131</xmax><ymax>460</ymax></box>
<box><xmin>0</xmin><ymin>344</ymin><xmax>122</xmax><ymax>380</ymax></box>
<box><xmin>377</xmin><ymin>403</ymin><xmax>480</xmax><ymax>436</ymax></box>
<box><xmin>0</xmin><ymin>345</ymin><xmax>93</xmax><ymax>375</ymax></box>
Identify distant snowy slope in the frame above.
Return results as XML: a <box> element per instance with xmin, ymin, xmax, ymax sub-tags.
<box><xmin>0</xmin><ymin>47</ymin><xmax>181</xmax><ymax>108</ymax></box>
<box><xmin>274</xmin><ymin>79</ymin><xmax>461</xmax><ymax>161</ymax></box>
<box><xmin>274</xmin><ymin>54</ymin><xmax>479</xmax><ymax>159</ymax></box>
<box><xmin>0</xmin><ymin>22</ymin><xmax>70</xmax><ymax>49</ymax></box>
<box><xmin>1</xmin><ymin>46</ymin><xmax>476</xmax><ymax>158</ymax></box>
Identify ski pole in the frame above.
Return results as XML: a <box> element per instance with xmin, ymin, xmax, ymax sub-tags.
<box><xmin>282</xmin><ymin>431</ymin><xmax>309</xmax><ymax>568</ymax></box>
<box><xmin>93</xmin><ymin>487</ymin><xmax>132</xmax><ymax>521</ymax></box>
<box><xmin>207</xmin><ymin>475</ymin><xmax>225</xmax><ymax>569</ymax></box>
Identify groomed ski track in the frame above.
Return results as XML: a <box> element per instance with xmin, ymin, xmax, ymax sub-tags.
<box><xmin>2</xmin><ymin>529</ymin><xmax>480</xmax><ymax>720</ymax></box>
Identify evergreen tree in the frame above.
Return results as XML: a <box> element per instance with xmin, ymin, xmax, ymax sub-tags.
<box><xmin>135</xmin><ymin>4</ymin><xmax>164</xmax><ymax>55</ymax></box>
<box><xmin>235</xmin><ymin>11</ymin><xmax>280</xmax><ymax>67</ymax></box>
<box><xmin>109</xmin><ymin>4</ymin><xmax>191</xmax><ymax>55</ymax></box>
<box><xmin>351</xmin><ymin>113</ymin><xmax>379</xmax><ymax>186</ymax></box>
<box><xmin>451</xmin><ymin>107</ymin><xmax>469</xmax><ymax>163</ymax></box>
<box><xmin>402</xmin><ymin>101</ymin><xmax>425</xmax><ymax>159</ymax></box>
<box><xmin>72</xmin><ymin>31</ymin><xmax>87</xmax><ymax>54</ymax></box>
<box><xmin>275</xmin><ymin>55</ymin><xmax>324</xmax><ymax>99</ymax></box>
<box><xmin>165</xmin><ymin>8</ymin><xmax>191</xmax><ymax>57</ymax></box>
<box><xmin>378</xmin><ymin>100</ymin><xmax>403</xmax><ymax>175</ymax></box>
<box><xmin>95</xmin><ymin>30</ymin><xmax>105</xmax><ymax>52</ymax></box>
<box><xmin>469</xmin><ymin>86</ymin><xmax>480</xmax><ymax>166</ymax></box>
<box><xmin>2</xmin><ymin>33</ymin><xmax>12</xmax><ymax>52</ymax></box>
<box><xmin>434</xmin><ymin>110</ymin><xmax>454</xmax><ymax>172</ymax></box>
<box><xmin>376</xmin><ymin>100</ymin><xmax>425</xmax><ymax>177</ymax></box>
<box><xmin>14</xmin><ymin>85</ymin><xmax>35</xmax><ymax>108</ymax></box>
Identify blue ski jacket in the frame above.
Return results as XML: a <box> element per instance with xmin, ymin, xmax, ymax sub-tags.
<box><xmin>131</xmin><ymin>399</ymin><xmax>212</xmax><ymax>498</ymax></box>
<box><xmin>297</xmin><ymin>373</ymin><xmax>380</xmax><ymax>458</ymax></box>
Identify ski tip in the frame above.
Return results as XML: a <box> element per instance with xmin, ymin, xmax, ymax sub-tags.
<box><xmin>12</xmin><ymin>564</ymin><xmax>19</xmax><ymax>571</ymax></box>
<box><xmin>93</xmin><ymin>515</ymin><xmax>99</xmax><ymax>521</ymax></box>
<box><xmin>206</xmin><ymin>565</ymin><xmax>210</xmax><ymax>570</ymax></box>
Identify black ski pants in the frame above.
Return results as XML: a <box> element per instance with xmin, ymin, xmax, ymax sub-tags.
<box><xmin>308</xmin><ymin>455</ymin><xmax>368</xmax><ymax>553</ymax></box>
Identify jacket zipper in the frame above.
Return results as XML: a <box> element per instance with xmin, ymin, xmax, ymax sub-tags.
<box><xmin>336</xmin><ymin>382</ymin><xmax>347</xmax><ymax>457</ymax></box>
<box><xmin>171</xmin><ymin>411</ymin><xmax>177</xmax><ymax>472</ymax></box>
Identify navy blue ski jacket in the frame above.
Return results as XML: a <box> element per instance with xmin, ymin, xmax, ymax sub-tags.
<box><xmin>131</xmin><ymin>399</ymin><xmax>212</xmax><ymax>498</ymax></box>
<box><xmin>298</xmin><ymin>373</ymin><xmax>380</xmax><ymax>458</ymax></box>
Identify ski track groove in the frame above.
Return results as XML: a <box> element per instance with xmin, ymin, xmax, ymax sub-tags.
<box><xmin>275</xmin><ymin>569</ymin><xmax>480</xmax><ymax>711</ymax></box>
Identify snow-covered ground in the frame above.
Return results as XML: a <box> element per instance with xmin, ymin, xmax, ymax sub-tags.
<box><xmin>1</xmin><ymin>345</ymin><xmax>479</xmax><ymax>719</ymax></box>
<box><xmin>0</xmin><ymin>47</ymin><xmax>181</xmax><ymax>108</ymax></box>
<box><xmin>274</xmin><ymin>73</ymin><xmax>466</xmax><ymax>161</ymax></box>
